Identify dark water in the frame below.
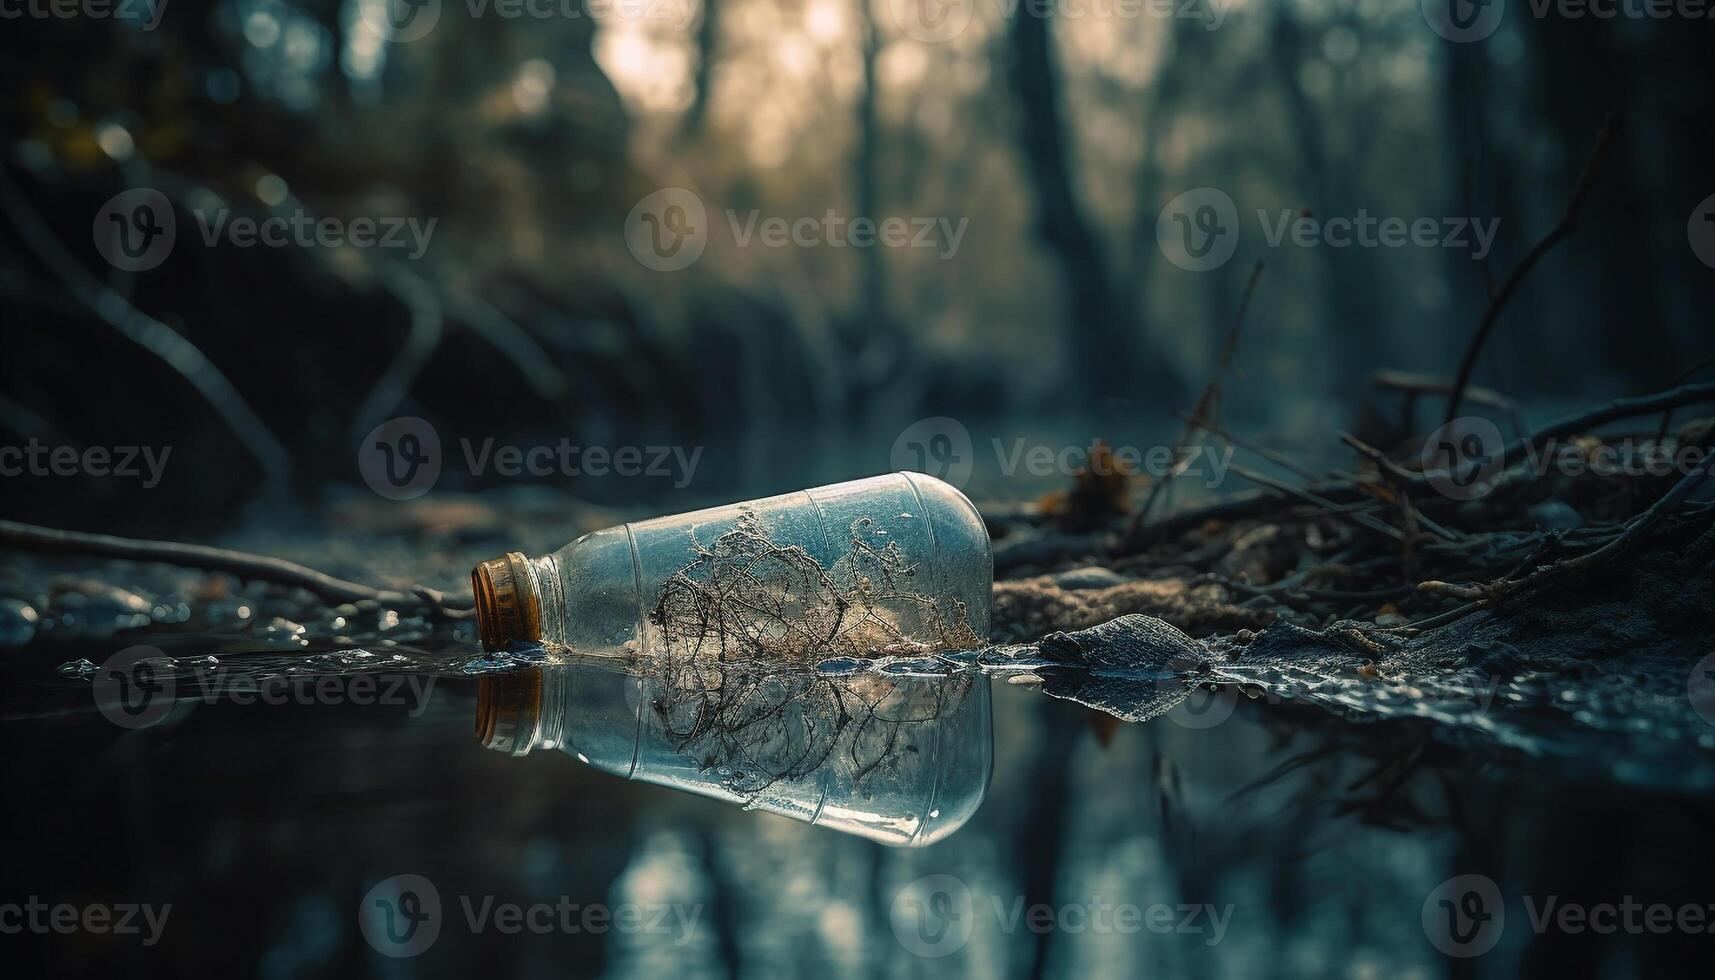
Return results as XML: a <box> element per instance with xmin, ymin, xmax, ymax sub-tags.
<box><xmin>4</xmin><ymin>504</ymin><xmax>1714</xmax><ymax>978</ymax></box>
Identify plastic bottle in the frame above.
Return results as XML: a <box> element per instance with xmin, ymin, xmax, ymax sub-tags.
<box><xmin>469</xmin><ymin>471</ymin><xmax>994</xmax><ymax>844</ymax></box>
<box><xmin>476</xmin><ymin>660</ymin><xmax>992</xmax><ymax>846</ymax></box>
<box><xmin>469</xmin><ymin>472</ymin><xmax>992</xmax><ymax>662</ymax></box>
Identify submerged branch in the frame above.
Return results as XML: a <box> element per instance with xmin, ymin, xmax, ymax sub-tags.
<box><xmin>0</xmin><ymin>519</ymin><xmax>471</xmax><ymax>617</ymax></box>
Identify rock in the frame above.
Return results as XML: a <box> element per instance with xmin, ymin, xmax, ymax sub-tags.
<box><xmin>1049</xmin><ymin>566</ymin><xmax>1129</xmax><ymax>590</ymax></box>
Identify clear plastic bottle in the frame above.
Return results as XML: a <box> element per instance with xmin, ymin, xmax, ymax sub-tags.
<box><xmin>470</xmin><ymin>472</ymin><xmax>992</xmax><ymax>663</ymax></box>
<box><xmin>476</xmin><ymin>660</ymin><xmax>992</xmax><ymax>846</ymax></box>
<box><xmin>469</xmin><ymin>471</ymin><xmax>995</xmax><ymax>845</ymax></box>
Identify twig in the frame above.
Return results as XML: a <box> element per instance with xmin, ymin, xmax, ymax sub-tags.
<box><xmin>0</xmin><ymin>167</ymin><xmax>292</xmax><ymax>480</ymax></box>
<box><xmin>349</xmin><ymin>262</ymin><xmax>444</xmax><ymax>444</ymax></box>
<box><xmin>1655</xmin><ymin>352</ymin><xmax>1715</xmax><ymax>441</ymax></box>
<box><xmin>0</xmin><ymin>519</ymin><xmax>472</xmax><ymax>618</ymax></box>
<box><xmin>1369</xmin><ymin>370</ymin><xmax>1525</xmax><ymax>436</ymax></box>
<box><xmin>1189</xmin><ymin>413</ymin><xmax>1322</xmax><ymax>483</ymax></box>
<box><xmin>1414</xmin><ymin>446</ymin><xmax>1713</xmax><ymax>606</ymax></box>
<box><xmin>1228</xmin><ymin>464</ymin><xmax>1405</xmax><ymax>542</ymax></box>
<box><xmin>1338</xmin><ymin>431</ymin><xmax>1428</xmax><ymax>487</ymax></box>
<box><xmin>1445</xmin><ymin>115</ymin><xmax>1621</xmax><ymax>425</ymax></box>
<box><xmin>445</xmin><ymin>291</ymin><xmax>570</xmax><ymax>403</ymax></box>
<box><xmin>1125</xmin><ymin>261</ymin><xmax>1265</xmax><ymax>541</ymax></box>
<box><xmin>1515</xmin><ymin>378</ymin><xmax>1715</xmax><ymax>450</ymax></box>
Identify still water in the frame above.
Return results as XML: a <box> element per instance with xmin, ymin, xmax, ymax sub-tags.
<box><xmin>4</xmin><ymin>465</ymin><xmax>1713</xmax><ymax>977</ymax></box>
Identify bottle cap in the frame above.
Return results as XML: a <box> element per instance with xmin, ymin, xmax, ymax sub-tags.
<box><xmin>471</xmin><ymin>552</ymin><xmax>542</xmax><ymax>651</ymax></box>
<box><xmin>475</xmin><ymin>669</ymin><xmax>542</xmax><ymax>756</ymax></box>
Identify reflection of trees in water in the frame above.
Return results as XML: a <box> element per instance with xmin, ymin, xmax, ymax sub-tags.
<box><xmin>648</xmin><ymin>510</ymin><xmax>981</xmax><ymax>665</ymax></box>
<box><xmin>650</xmin><ymin>660</ymin><xmax>972</xmax><ymax>798</ymax></box>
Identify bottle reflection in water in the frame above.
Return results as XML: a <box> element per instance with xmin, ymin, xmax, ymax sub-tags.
<box><xmin>476</xmin><ymin>662</ymin><xmax>993</xmax><ymax>846</ymax></box>
<box><xmin>469</xmin><ymin>472</ymin><xmax>992</xmax><ymax>663</ymax></box>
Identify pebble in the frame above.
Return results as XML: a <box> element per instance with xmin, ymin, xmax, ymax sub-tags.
<box><xmin>1050</xmin><ymin>567</ymin><xmax>1129</xmax><ymax>590</ymax></box>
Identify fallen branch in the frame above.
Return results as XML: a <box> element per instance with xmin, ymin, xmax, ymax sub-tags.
<box><xmin>1445</xmin><ymin>115</ymin><xmax>1621</xmax><ymax>424</ymax></box>
<box><xmin>0</xmin><ymin>167</ymin><xmax>292</xmax><ymax>480</ymax></box>
<box><xmin>0</xmin><ymin>519</ymin><xmax>472</xmax><ymax>619</ymax></box>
